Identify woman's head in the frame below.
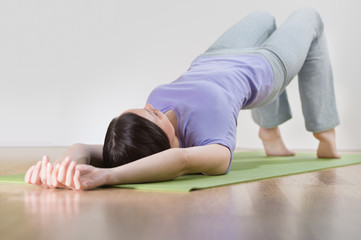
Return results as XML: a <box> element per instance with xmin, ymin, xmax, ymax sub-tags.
<box><xmin>102</xmin><ymin>104</ymin><xmax>174</xmax><ymax>168</ymax></box>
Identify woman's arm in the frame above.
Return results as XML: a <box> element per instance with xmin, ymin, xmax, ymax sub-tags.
<box><xmin>76</xmin><ymin>144</ymin><xmax>231</xmax><ymax>189</ymax></box>
<box><xmin>26</xmin><ymin>143</ymin><xmax>230</xmax><ymax>190</ymax></box>
<box><xmin>54</xmin><ymin>143</ymin><xmax>103</xmax><ymax>167</ymax></box>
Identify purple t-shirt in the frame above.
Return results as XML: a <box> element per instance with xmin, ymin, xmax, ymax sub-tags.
<box><xmin>147</xmin><ymin>54</ymin><xmax>274</xmax><ymax>172</ymax></box>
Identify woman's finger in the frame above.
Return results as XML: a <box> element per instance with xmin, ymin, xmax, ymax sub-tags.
<box><xmin>65</xmin><ymin>161</ymin><xmax>76</xmax><ymax>187</ymax></box>
<box><xmin>40</xmin><ymin>155</ymin><xmax>49</xmax><ymax>184</ymax></box>
<box><xmin>31</xmin><ymin>161</ymin><xmax>42</xmax><ymax>185</ymax></box>
<box><xmin>52</xmin><ymin>163</ymin><xmax>60</xmax><ymax>188</ymax></box>
<box><xmin>57</xmin><ymin>156</ymin><xmax>71</xmax><ymax>183</ymax></box>
<box><xmin>24</xmin><ymin>165</ymin><xmax>35</xmax><ymax>183</ymax></box>
<box><xmin>46</xmin><ymin>162</ymin><xmax>53</xmax><ymax>188</ymax></box>
<box><xmin>74</xmin><ymin>170</ymin><xmax>81</xmax><ymax>190</ymax></box>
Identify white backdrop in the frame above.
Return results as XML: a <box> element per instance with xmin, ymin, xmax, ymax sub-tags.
<box><xmin>1</xmin><ymin>0</ymin><xmax>360</xmax><ymax>150</ymax></box>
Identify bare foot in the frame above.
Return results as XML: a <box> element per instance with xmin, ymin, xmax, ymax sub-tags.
<box><xmin>313</xmin><ymin>128</ymin><xmax>341</xmax><ymax>158</ymax></box>
<box><xmin>259</xmin><ymin>127</ymin><xmax>295</xmax><ymax>156</ymax></box>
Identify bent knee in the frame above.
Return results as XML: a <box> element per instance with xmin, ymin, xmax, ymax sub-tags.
<box><xmin>293</xmin><ymin>7</ymin><xmax>324</xmax><ymax>32</ymax></box>
<box><xmin>252</xmin><ymin>10</ymin><xmax>276</xmax><ymax>32</ymax></box>
<box><xmin>295</xmin><ymin>7</ymin><xmax>323</xmax><ymax>23</ymax></box>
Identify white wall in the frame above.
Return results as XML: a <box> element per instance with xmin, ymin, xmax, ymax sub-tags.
<box><xmin>1</xmin><ymin>0</ymin><xmax>360</xmax><ymax>150</ymax></box>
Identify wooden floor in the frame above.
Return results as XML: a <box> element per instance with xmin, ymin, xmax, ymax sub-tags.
<box><xmin>1</xmin><ymin>147</ymin><xmax>361</xmax><ymax>240</ymax></box>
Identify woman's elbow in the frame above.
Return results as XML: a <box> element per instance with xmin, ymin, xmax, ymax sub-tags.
<box><xmin>175</xmin><ymin>148</ymin><xmax>189</xmax><ymax>177</ymax></box>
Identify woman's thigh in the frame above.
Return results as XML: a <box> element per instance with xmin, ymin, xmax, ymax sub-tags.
<box><xmin>260</xmin><ymin>8</ymin><xmax>324</xmax><ymax>85</ymax></box>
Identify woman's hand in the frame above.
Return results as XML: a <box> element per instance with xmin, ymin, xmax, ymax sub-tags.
<box><xmin>24</xmin><ymin>156</ymin><xmax>110</xmax><ymax>190</ymax></box>
<box><xmin>73</xmin><ymin>164</ymin><xmax>110</xmax><ymax>190</ymax></box>
<box><xmin>25</xmin><ymin>156</ymin><xmax>76</xmax><ymax>189</ymax></box>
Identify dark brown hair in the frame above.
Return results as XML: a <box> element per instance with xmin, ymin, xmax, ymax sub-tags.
<box><xmin>102</xmin><ymin>112</ymin><xmax>171</xmax><ymax>168</ymax></box>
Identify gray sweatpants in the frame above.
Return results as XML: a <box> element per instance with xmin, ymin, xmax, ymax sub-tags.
<box><xmin>202</xmin><ymin>8</ymin><xmax>340</xmax><ymax>133</ymax></box>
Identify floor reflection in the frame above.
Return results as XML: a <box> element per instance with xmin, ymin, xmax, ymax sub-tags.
<box><xmin>24</xmin><ymin>189</ymin><xmax>81</xmax><ymax>224</ymax></box>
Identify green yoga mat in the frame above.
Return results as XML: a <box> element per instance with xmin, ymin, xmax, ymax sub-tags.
<box><xmin>1</xmin><ymin>151</ymin><xmax>361</xmax><ymax>192</ymax></box>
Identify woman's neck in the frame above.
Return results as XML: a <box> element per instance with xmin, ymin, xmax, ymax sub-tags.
<box><xmin>165</xmin><ymin>110</ymin><xmax>179</xmax><ymax>148</ymax></box>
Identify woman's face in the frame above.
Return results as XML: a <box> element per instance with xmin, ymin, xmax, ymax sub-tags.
<box><xmin>123</xmin><ymin>104</ymin><xmax>176</xmax><ymax>146</ymax></box>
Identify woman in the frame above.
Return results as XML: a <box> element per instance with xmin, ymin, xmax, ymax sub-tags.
<box><xmin>25</xmin><ymin>8</ymin><xmax>340</xmax><ymax>190</ymax></box>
